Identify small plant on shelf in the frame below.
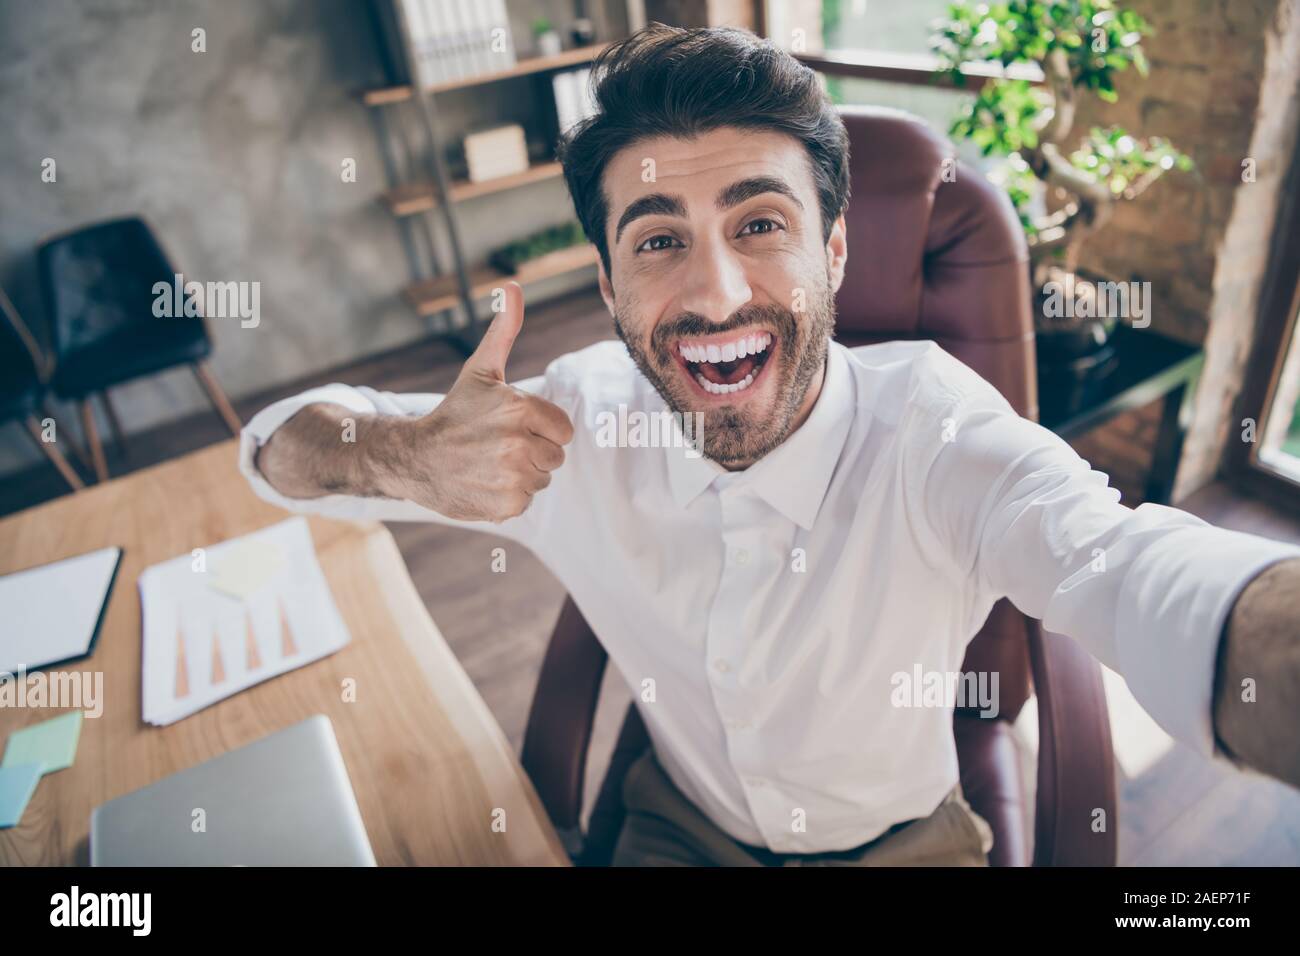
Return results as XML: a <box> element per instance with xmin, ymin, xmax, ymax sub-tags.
<box><xmin>489</xmin><ymin>221</ymin><xmax>586</xmax><ymax>275</ymax></box>
<box><xmin>534</xmin><ymin>17</ymin><xmax>562</xmax><ymax>57</ymax></box>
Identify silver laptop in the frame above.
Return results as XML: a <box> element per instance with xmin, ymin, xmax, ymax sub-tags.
<box><xmin>91</xmin><ymin>715</ymin><xmax>376</xmax><ymax>866</ymax></box>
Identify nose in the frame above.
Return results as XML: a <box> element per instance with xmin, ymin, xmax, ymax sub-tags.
<box><xmin>677</xmin><ymin>235</ymin><xmax>753</xmax><ymax>323</ymax></box>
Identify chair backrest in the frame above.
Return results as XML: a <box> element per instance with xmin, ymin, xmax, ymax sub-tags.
<box><xmin>38</xmin><ymin>216</ymin><xmax>177</xmax><ymax>358</ymax></box>
<box><xmin>834</xmin><ymin>106</ymin><xmax>1037</xmax><ymax>719</ymax></box>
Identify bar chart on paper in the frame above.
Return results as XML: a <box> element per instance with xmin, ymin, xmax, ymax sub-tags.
<box><xmin>138</xmin><ymin>517</ymin><xmax>352</xmax><ymax>726</ymax></box>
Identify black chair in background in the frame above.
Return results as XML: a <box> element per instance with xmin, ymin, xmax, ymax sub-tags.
<box><xmin>37</xmin><ymin>216</ymin><xmax>241</xmax><ymax>482</ymax></box>
<box><xmin>0</xmin><ymin>284</ymin><xmax>84</xmax><ymax>491</ymax></box>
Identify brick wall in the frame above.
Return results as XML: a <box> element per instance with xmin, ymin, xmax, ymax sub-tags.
<box><xmin>1067</xmin><ymin>0</ymin><xmax>1300</xmax><ymax>499</ymax></box>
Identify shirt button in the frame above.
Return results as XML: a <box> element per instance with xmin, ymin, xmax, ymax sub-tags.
<box><xmin>712</xmin><ymin>658</ymin><xmax>731</xmax><ymax>674</ymax></box>
<box><xmin>732</xmin><ymin>548</ymin><xmax>750</xmax><ymax>566</ymax></box>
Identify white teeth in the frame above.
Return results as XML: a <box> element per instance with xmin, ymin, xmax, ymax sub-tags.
<box><xmin>679</xmin><ymin>331</ymin><xmax>772</xmax><ymax>370</ymax></box>
<box><xmin>694</xmin><ymin>370</ymin><xmax>757</xmax><ymax>396</ymax></box>
<box><xmin>681</xmin><ymin>332</ymin><xmax>769</xmax><ymax>377</ymax></box>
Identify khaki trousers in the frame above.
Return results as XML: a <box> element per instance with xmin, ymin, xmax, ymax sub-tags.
<box><xmin>611</xmin><ymin>749</ymin><xmax>995</xmax><ymax>867</ymax></box>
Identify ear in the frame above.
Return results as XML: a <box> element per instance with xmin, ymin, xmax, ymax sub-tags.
<box><xmin>597</xmin><ymin>258</ymin><xmax>615</xmax><ymax>316</ymax></box>
<box><xmin>826</xmin><ymin>213</ymin><xmax>848</xmax><ymax>294</ymax></box>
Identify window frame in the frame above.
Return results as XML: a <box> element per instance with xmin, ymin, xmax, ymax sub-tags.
<box><xmin>1226</xmin><ymin>138</ymin><xmax>1300</xmax><ymax>508</ymax></box>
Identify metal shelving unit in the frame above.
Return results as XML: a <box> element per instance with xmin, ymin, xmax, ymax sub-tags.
<box><xmin>363</xmin><ymin>2</ymin><xmax>628</xmax><ymax>354</ymax></box>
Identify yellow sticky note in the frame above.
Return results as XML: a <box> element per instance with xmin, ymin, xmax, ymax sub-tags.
<box><xmin>208</xmin><ymin>540</ymin><xmax>288</xmax><ymax>600</ymax></box>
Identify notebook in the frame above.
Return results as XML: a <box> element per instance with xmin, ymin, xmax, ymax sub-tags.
<box><xmin>0</xmin><ymin>547</ymin><xmax>122</xmax><ymax>675</ymax></box>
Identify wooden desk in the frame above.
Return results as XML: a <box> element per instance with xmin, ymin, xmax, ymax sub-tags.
<box><xmin>0</xmin><ymin>441</ymin><xmax>568</xmax><ymax>866</ymax></box>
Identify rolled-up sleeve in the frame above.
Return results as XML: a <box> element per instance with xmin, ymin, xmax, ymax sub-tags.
<box><xmin>923</xmin><ymin>392</ymin><xmax>1300</xmax><ymax>763</ymax></box>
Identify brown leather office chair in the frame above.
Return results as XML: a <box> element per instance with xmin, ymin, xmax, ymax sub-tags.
<box><xmin>521</xmin><ymin>106</ymin><xmax>1117</xmax><ymax>866</ymax></box>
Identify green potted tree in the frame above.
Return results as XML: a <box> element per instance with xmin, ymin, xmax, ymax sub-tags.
<box><xmin>931</xmin><ymin>0</ymin><xmax>1193</xmax><ymax>377</ymax></box>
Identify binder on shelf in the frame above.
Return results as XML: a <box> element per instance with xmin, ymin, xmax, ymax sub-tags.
<box><xmin>402</xmin><ymin>0</ymin><xmax>519</xmax><ymax>88</ymax></box>
<box><xmin>422</xmin><ymin>1</ymin><xmax>460</xmax><ymax>83</ymax></box>
<box><xmin>400</xmin><ymin>0</ymin><xmax>441</xmax><ymax>87</ymax></box>
<box><xmin>553</xmin><ymin>67</ymin><xmax>598</xmax><ymax>135</ymax></box>
<box><xmin>443</xmin><ymin>1</ymin><xmax>472</xmax><ymax>81</ymax></box>
<box><xmin>457</xmin><ymin>0</ymin><xmax>489</xmax><ymax>77</ymax></box>
<box><xmin>488</xmin><ymin>0</ymin><xmax>517</xmax><ymax>70</ymax></box>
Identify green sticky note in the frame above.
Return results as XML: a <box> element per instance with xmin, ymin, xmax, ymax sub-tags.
<box><xmin>1</xmin><ymin>710</ymin><xmax>84</xmax><ymax>775</ymax></box>
<box><xmin>0</xmin><ymin>763</ymin><xmax>44</xmax><ymax>828</ymax></box>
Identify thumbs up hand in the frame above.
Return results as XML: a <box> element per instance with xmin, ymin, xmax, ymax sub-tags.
<box><xmin>399</xmin><ymin>282</ymin><xmax>575</xmax><ymax>523</ymax></box>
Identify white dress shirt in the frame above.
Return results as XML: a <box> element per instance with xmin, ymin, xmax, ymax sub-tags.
<box><xmin>238</xmin><ymin>338</ymin><xmax>1300</xmax><ymax>853</ymax></box>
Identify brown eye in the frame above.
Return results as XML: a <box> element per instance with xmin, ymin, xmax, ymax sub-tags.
<box><xmin>637</xmin><ymin>234</ymin><xmax>681</xmax><ymax>253</ymax></box>
<box><xmin>740</xmin><ymin>218</ymin><xmax>782</xmax><ymax>237</ymax></box>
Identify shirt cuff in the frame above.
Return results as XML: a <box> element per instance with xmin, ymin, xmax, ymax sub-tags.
<box><xmin>1116</xmin><ymin>518</ymin><xmax>1300</xmax><ymax>762</ymax></box>
<box><xmin>237</xmin><ymin>384</ymin><xmax>381</xmax><ymax>516</ymax></box>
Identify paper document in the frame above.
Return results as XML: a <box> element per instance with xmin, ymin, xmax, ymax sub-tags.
<box><xmin>138</xmin><ymin>517</ymin><xmax>351</xmax><ymax>726</ymax></box>
<box><xmin>0</xmin><ymin>547</ymin><xmax>122</xmax><ymax>675</ymax></box>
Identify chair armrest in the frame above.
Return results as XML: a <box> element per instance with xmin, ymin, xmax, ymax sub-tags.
<box><xmin>578</xmin><ymin>703</ymin><xmax>651</xmax><ymax>866</ymax></box>
<box><xmin>521</xmin><ymin>597</ymin><xmax>608</xmax><ymax>834</ymax></box>
<box><xmin>1029</xmin><ymin>623</ymin><xmax>1119</xmax><ymax>866</ymax></box>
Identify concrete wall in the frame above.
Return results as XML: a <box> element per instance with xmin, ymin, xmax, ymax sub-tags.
<box><xmin>0</xmin><ymin>0</ymin><xmax>596</xmax><ymax>477</ymax></box>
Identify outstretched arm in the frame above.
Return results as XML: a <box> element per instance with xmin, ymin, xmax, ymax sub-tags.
<box><xmin>917</xmin><ymin>370</ymin><xmax>1300</xmax><ymax>786</ymax></box>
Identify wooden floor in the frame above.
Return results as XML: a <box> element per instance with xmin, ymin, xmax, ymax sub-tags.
<box><xmin>1118</xmin><ymin>482</ymin><xmax>1300</xmax><ymax>865</ymax></box>
<box><xmin>4</xmin><ymin>287</ymin><xmax>1297</xmax><ymax>862</ymax></box>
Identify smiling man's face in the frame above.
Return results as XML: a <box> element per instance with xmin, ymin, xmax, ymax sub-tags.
<box><xmin>597</xmin><ymin>126</ymin><xmax>848</xmax><ymax>469</ymax></box>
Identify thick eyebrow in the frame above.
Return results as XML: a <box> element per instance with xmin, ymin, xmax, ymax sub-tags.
<box><xmin>716</xmin><ymin>176</ymin><xmax>804</xmax><ymax>212</ymax></box>
<box><xmin>614</xmin><ymin>193</ymin><xmax>686</xmax><ymax>244</ymax></box>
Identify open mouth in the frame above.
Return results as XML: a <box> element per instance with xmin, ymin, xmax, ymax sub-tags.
<box><xmin>676</xmin><ymin>330</ymin><xmax>775</xmax><ymax>397</ymax></box>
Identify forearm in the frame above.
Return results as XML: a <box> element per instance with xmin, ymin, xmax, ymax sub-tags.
<box><xmin>253</xmin><ymin>402</ymin><xmax>418</xmax><ymax>502</ymax></box>
<box><xmin>1214</xmin><ymin>557</ymin><xmax>1300</xmax><ymax>788</ymax></box>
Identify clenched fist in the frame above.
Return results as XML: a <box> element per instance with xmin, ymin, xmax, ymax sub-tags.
<box><xmin>390</xmin><ymin>281</ymin><xmax>575</xmax><ymax>522</ymax></box>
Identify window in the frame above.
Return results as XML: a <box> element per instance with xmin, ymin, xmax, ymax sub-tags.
<box><xmin>1231</xmin><ymin>145</ymin><xmax>1300</xmax><ymax>504</ymax></box>
<box><xmin>822</xmin><ymin>0</ymin><xmax>955</xmax><ymax>57</ymax></box>
<box><xmin>1252</xmin><ymin>290</ymin><xmax>1300</xmax><ymax>485</ymax></box>
<box><xmin>765</xmin><ymin>1</ymin><xmax>1038</xmax><ymax>194</ymax></box>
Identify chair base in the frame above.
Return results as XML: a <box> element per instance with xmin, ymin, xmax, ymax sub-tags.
<box><xmin>21</xmin><ymin>416</ymin><xmax>84</xmax><ymax>492</ymax></box>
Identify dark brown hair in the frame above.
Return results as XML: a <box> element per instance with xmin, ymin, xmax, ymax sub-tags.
<box><xmin>558</xmin><ymin>25</ymin><xmax>851</xmax><ymax>277</ymax></box>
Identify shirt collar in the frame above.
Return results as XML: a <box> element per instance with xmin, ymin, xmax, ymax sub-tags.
<box><xmin>664</xmin><ymin>341</ymin><xmax>856</xmax><ymax>530</ymax></box>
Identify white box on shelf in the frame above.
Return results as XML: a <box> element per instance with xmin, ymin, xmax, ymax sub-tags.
<box><xmin>464</xmin><ymin>124</ymin><xmax>530</xmax><ymax>184</ymax></box>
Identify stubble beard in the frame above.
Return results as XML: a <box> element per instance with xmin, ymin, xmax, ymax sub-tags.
<box><xmin>613</xmin><ymin>277</ymin><xmax>836</xmax><ymax>469</ymax></box>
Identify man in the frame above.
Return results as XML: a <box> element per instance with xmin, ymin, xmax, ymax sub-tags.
<box><xmin>241</xmin><ymin>26</ymin><xmax>1300</xmax><ymax>866</ymax></box>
